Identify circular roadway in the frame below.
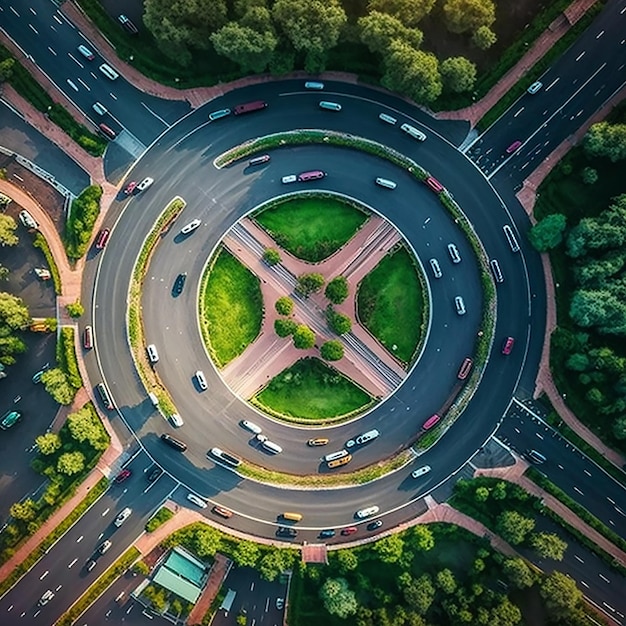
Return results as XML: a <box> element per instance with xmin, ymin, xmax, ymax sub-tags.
<box><xmin>91</xmin><ymin>80</ymin><xmax>541</xmax><ymax>539</ymax></box>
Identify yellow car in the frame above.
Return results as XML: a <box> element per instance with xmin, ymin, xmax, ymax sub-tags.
<box><xmin>307</xmin><ymin>438</ymin><xmax>329</xmax><ymax>447</ymax></box>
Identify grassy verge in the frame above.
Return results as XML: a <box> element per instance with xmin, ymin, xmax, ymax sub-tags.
<box><xmin>58</xmin><ymin>326</ymin><xmax>82</xmax><ymax>391</ymax></box>
<box><xmin>56</xmin><ymin>546</ymin><xmax>141</xmax><ymax>626</ymax></box>
<box><xmin>525</xmin><ymin>467</ymin><xmax>626</xmax><ymax>554</ymax></box>
<box><xmin>146</xmin><ymin>507</ymin><xmax>175</xmax><ymax>532</ymax></box>
<box><xmin>255</xmin><ymin>196</ymin><xmax>368</xmax><ymax>262</ymax></box>
<box><xmin>0</xmin><ymin>44</ymin><xmax>106</xmax><ymax>156</ymax></box>
<box><xmin>0</xmin><ymin>477</ymin><xmax>108</xmax><ymax>596</ymax></box>
<box><xmin>33</xmin><ymin>233</ymin><xmax>62</xmax><ymax>295</ymax></box>
<box><xmin>64</xmin><ymin>185</ymin><xmax>103</xmax><ymax>261</ymax></box>
<box><xmin>198</xmin><ymin>248</ymin><xmax>262</xmax><ymax>368</ymax></box>
<box><xmin>127</xmin><ymin>197</ymin><xmax>186</xmax><ymax>418</ymax></box>
<box><xmin>477</xmin><ymin>3</ymin><xmax>604</xmax><ymax>130</ymax></box>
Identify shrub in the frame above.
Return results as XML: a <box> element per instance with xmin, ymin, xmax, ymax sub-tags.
<box><xmin>64</xmin><ymin>185</ymin><xmax>103</xmax><ymax>260</ymax></box>
<box><xmin>275</xmin><ymin>296</ymin><xmax>294</xmax><ymax>316</ymax></box>
<box><xmin>296</xmin><ymin>272</ymin><xmax>325</xmax><ymax>296</ymax></box>
<box><xmin>321</xmin><ymin>340</ymin><xmax>344</xmax><ymax>361</ymax></box>
<box><xmin>146</xmin><ymin>507</ymin><xmax>175</xmax><ymax>532</ymax></box>
<box><xmin>293</xmin><ymin>324</ymin><xmax>315</xmax><ymax>349</ymax></box>
<box><xmin>65</xmin><ymin>300</ymin><xmax>84</xmax><ymax>318</ymax></box>
<box><xmin>325</xmin><ymin>276</ymin><xmax>349</xmax><ymax>304</ymax></box>
<box><xmin>263</xmin><ymin>248</ymin><xmax>281</xmax><ymax>265</ymax></box>
<box><xmin>275</xmin><ymin>318</ymin><xmax>297</xmax><ymax>337</ymax></box>
<box><xmin>326</xmin><ymin>307</ymin><xmax>352</xmax><ymax>335</ymax></box>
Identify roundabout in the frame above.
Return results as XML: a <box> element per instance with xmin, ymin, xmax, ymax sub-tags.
<box><xmin>90</xmin><ymin>80</ymin><xmax>541</xmax><ymax>541</ymax></box>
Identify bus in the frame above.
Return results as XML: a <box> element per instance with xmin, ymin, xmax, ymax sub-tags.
<box><xmin>97</xmin><ymin>383</ymin><xmax>114</xmax><ymax>410</ymax></box>
<box><xmin>233</xmin><ymin>100</ymin><xmax>267</xmax><ymax>115</ymax></box>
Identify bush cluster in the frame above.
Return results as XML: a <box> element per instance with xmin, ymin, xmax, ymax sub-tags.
<box><xmin>64</xmin><ymin>185</ymin><xmax>103</xmax><ymax>260</ymax></box>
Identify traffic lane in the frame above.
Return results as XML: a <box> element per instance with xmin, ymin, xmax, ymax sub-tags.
<box><xmin>0</xmin><ymin>460</ymin><xmax>177</xmax><ymax>620</ymax></box>
<box><xmin>497</xmin><ymin>408</ymin><xmax>626</xmax><ymax>534</ymax></box>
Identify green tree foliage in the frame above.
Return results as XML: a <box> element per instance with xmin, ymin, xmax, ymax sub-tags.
<box><xmin>275</xmin><ymin>296</ymin><xmax>294</xmax><ymax>316</ymax></box>
<box><xmin>540</xmin><ymin>571</ymin><xmax>583</xmax><ymax>621</ymax></box>
<box><xmin>472</xmin><ymin>25</ymin><xmax>497</xmax><ymax>49</ymax></box>
<box><xmin>502</xmin><ymin>557</ymin><xmax>536</xmax><ymax>589</ymax></box>
<box><xmin>357</xmin><ymin>11</ymin><xmax>423</xmax><ymax>55</ymax></box>
<box><xmin>67</xmin><ymin>406</ymin><xmax>109</xmax><ymax>451</ymax></box>
<box><xmin>407</xmin><ymin>525</ymin><xmax>435</xmax><ymax>552</ymax></box>
<box><xmin>442</xmin><ymin>0</ymin><xmax>496</xmax><ymax>34</ymax></box>
<box><xmin>325</xmin><ymin>276</ymin><xmax>349</xmax><ymax>304</ymax></box>
<box><xmin>372</xmin><ymin>534</ymin><xmax>405</xmax><ymax>563</ymax></box>
<box><xmin>0</xmin><ymin>214</ymin><xmax>18</xmax><ymax>246</ymax></box>
<box><xmin>581</xmin><ymin>166</ymin><xmax>598</xmax><ymax>184</ymax></box>
<box><xmin>319</xmin><ymin>577</ymin><xmax>358</xmax><ymax>618</ymax></box>
<box><xmin>382</xmin><ymin>41</ymin><xmax>442</xmax><ymax>104</ymax></box>
<box><xmin>41</xmin><ymin>368</ymin><xmax>75</xmax><ymax>405</ymax></box>
<box><xmin>65</xmin><ymin>300</ymin><xmax>84</xmax><ymax>318</ymax></box>
<box><xmin>584</xmin><ymin>121</ymin><xmax>626</xmax><ymax>162</ymax></box>
<box><xmin>10</xmin><ymin>498</ymin><xmax>37</xmax><ymax>521</ymax></box>
<box><xmin>35</xmin><ymin>432</ymin><xmax>62</xmax><ymax>455</ymax></box>
<box><xmin>232</xmin><ymin>540</ymin><xmax>260</xmax><ymax>567</ymax></box>
<box><xmin>569</xmin><ymin>289</ymin><xmax>626</xmax><ymax>335</ymax></box>
<box><xmin>211</xmin><ymin>19</ymin><xmax>277</xmax><ymax>73</ymax></box>
<box><xmin>296</xmin><ymin>272</ymin><xmax>325</xmax><ymax>296</ymax></box>
<box><xmin>258</xmin><ymin>548</ymin><xmax>295</xmax><ymax>581</ymax></box>
<box><xmin>57</xmin><ymin>451</ymin><xmax>85</xmax><ymax>476</ymax></box>
<box><xmin>367</xmin><ymin>0</ymin><xmax>436</xmax><ymax>26</ymax></box>
<box><xmin>530</xmin><ymin>532</ymin><xmax>567</xmax><ymax>561</ymax></box>
<box><xmin>334</xmin><ymin>548</ymin><xmax>358</xmax><ymax>573</ymax></box>
<box><xmin>320</xmin><ymin>339</ymin><xmax>344</xmax><ymax>361</ymax></box>
<box><xmin>64</xmin><ymin>185</ymin><xmax>103</xmax><ymax>260</ymax></box>
<box><xmin>0</xmin><ymin>291</ymin><xmax>30</xmax><ymax>330</ymax></box>
<box><xmin>528</xmin><ymin>213</ymin><xmax>566</xmax><ymax>252</ymax></box>
<box><xmin>0</xmin><ymin>57</ymin><xmax>15</xmax><ymax>81</ymax></box>
<box><xmin>402</xmin><ymin>573</ymin><xmax>435</xmax><ymax>615</ymax></box>
<box><xmin>293</xmin><ymin>324</ymin><xmax>316</xmax><ymax>349</ymax></box>
<box><xmin>194</xmin><ymin>526</ymin><xmax>221</xmax><ymax>557</ymax></box>
<box><xmin>435</xmin><ymin>568</ymin><xmax>457</xmax><ymax>594</ymax></box>
<box><xmin>496</xmin><ymin>510</ymin><xmax>535</xmax><ymax>545</ymax></box>
<box><xmin>440</xmin><ymin>57</ymin><xmax>477</xmax><ymax>93</ymax></box>
<box><xmin>612</xmin><ymin>415</ymin><xmax>626</xmax><ymax>439</ymax></box>
<box><xmin>326</xmin><ymin>307</ymin><xmax>352</xmax><ymax>335</ymax></box>
<box><xmin>263</xmin><ymin>248</ymin><xmax>281</xmax><ymax>265</ymax></box>
<box><xmin>275</xmin><ymin>318</ymin><xmax>297</xmax><ymax>337</ymax></box>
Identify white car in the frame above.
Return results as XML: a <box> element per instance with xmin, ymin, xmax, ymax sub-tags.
<box><xmin>187</xmin><ymin>493</ymin><xmax>207</xmax><ymax>508</ymax></box>
<box><xmin>429</xmin><ymin>258</ymin><xmax>442</xmax><ymax>278</ymax></box>
<box><xmin>137</xmin><ymin>177</ymin><xmax>154</xmax><ymax>192</ymax></box>
<box><xmin>412</xmin><ymin>465</ymin><xmax>431</xmax><ymax>478</ymax></box>
<box><xmin>195</xmin><ymin>370</ymin><xmax>208</xmax><ymax>391</ymax></box>
<box><xmin>38</xmin><ymin>590</ymin><xmax>55</xmax><ymax>606</ymax></box>
<box><xmin>240</xmin><ymin>419</ymin><xmax>262</xmax><ymax>435</ymax></box>
<box><xmin>281</xmin><ymin>175</ymin><xmax>297</xmax><ymax>184</ymax></box>
<box><xmin>276</xmin><ymin>597</ymin><xmax>285</xmax><ymax>610</ymax></box>
<box><xmin>114</xmin><ymin>507</ymin><xmax>132</xmax><ymax>527</ymax></box>
<box><xmin>355</xmin><ymin>505</ymin><xmax>379</xmax><ymax>519</ymax></box>
<box><xmin>181</xmin><ymin>219</ymin><xmax>201</xmax><ymax>235</ymax></box>
<box><xmin>19</xmin><ymin>210</ymin><xmax>38</xmax><ymax>230</ymax></box>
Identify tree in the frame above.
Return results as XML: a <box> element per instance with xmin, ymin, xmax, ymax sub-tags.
<box><xmin>326</xmin><ymin>308</ymin><xmax>352</xmax><ymax>335</ymax></box>
<box><xmin>403</xmin><ymin>573</ymin><xmax>435</xmax><ymax>615</ymax></box>
<box><xmin>0</xmin><ymin>57</ymin><xmax>15</xmax><ymax>81</ymax></box>
<box><xmin>258</xmin><ymin>549</ymin><xmax>294</xmax><ymax>581</ymax></box>
<box><xmin>211</xmin><ymin>21</ymin><xmax>277</xmax><ymax>73</ymax></box>
<box><xmin>613</xmin><ymin>415</ymin><xmax>626</xmax><ymax>439</ymax></box>
<box><xmin>435</xmin><ymin>568</ymin><xmax>457</xmax><ymax>594</ymax></box>
<box><xmin>232</xmin><ymin>539</ymin><xmax>260</xmax><ymax>567</ymax></box>
<box><xmin>502</xmin><ymin>557</ymin><xmax>536</xmax><ymax>589</ymax></box>
<box><xmin>358</xmin><ymin>12</ymin><xmax>423</xmax><ymax>55</ymax></box>
<box><xmin>57</xmin><ymin>451</ymin><xmax>85</xmax><ymax>476</ymax></box>
<box><xmin>367</xmin><ymin>0</ymin><xmax>436</xmax><ymax>26</ymax></box>
<box><xmin>10</xmin><ymin>498</ymin><xmax>37</xmax><ymax>522</ymax></box>
<box><xmin>372</xmin><ymin>534</ymin><xmax>404</xmax><ymax>563</ymax></box>
<box><xmin>475</xmin><ymin>486</ymin><xmax>489</xmax><ymax>502</ymax></box>
<box><xmin>275</xmin><ymin>296</ymin><xmax>294</xmax><ymax>316</ymax></box>
<box><xmin>440</xmin><ymin>57</ymin><xmax>477</xmax><ymax>93</ymax></box>
<box><xmin>325</xmin><ymin>276</ymin><xmax>349</xmax><ymax>304</ymax></box>
<box><xmin>66</xmin><ymin>300</ymin><xmax>84</xmax><ymax>318</ymax></box>
<box><xmin>540</xmin><ymin>571</ymin><xmax>583</xmax><ymax>620</ymax></box>
<box><xmin>0</xmin><ymin>292</ymin><xmax>30</xmax><ymax>329</ymax></box>
<box><xmin>569</xmin><ymin>289</ymin><xmax>626</xmax><ymax>336</ymax></box>
<box><xmin>67</xmin><ymin>407</ymin><xmax>108</xmax><ymax>450</ymax></box>
<box><xmin>275</xmin><ymin>318</ymin><xmax>297</xmax><ymax>337</ymax></box>
<box><xmin>0</xmin><ymin>331</ymin><xmax>27</xmax><ymax>366</ymax></box>
<box><xmin>472</xmin><ymin>25</ymin><xmax>497</xmax><ymax>49</ymax></box>
<box><xmin>442</xmin><ymin>0</ymin><xmax>496</xmax><ymax>34</ymax></box>
<box><xmin>581</xmin><ymin>166</ymin><xmax>598</xmax><ymax>184</ymax></box>
<box><xmin>382</xmin><ymin>41</ymin><xmax>442</xmax><ymax>104</ymax></box>
<box><xmin>530</xmin><ymin>532</ymin><xmax>567</xmax><ymax>561</ymax></box>
<box><xmin>496</xmin><ymin>510</ymin><xmax>535</xmax><ymax>545</ymax></box>
<box><xmin>584</xmin><ymin>121</ymin><xmax>626</xmax><ymax>162</ymax></box>
<box><xmin>335</xmin><ymin>549</ymin><xmax>358</xmax><ymax>573</ymax></box>
<box><xmin>0</xmin><ymin>214</ymin><xmax>18</xmax><ymax>246</ymax></box>
<box><xmin>41</xmin><ymin>368</ymin><xmax>75</xmax><ymax>405</ymax></box>
<box><xmin>194</xmin><ymin>527</ymin><xmax>221</xmax><ymax>557</ymax></box>
<box><xmin>293</xmin><ymin>324</ymin><xmax>315</xmax><ymax>349</ymax></box>
<box><xmin>319</xmin><ymin>577</ymin><xmax>358</xmax><ymax>618</ymax></box>
<box><xmin>296</xmin><ymin>272</ymin><xmax>325</xmax><ymax>296</ymax></box>
<box><xmin>529</xmin><ymin>213</ymin><xmax>566</xmax><ymax>252</ymax></box>
<box><xmin>35</xmin><ymin>432</ymin><xmax>62</xmax><ymax>455</ymax></box>
<box><xmin>320</xmin><ymin>340</ymin><xmax>344</xmax><ymax>361</ymax></box>
<box><xmin>407</xmin><ymin>525</ymin><xmax>435</xmax><ymax>552</ymax></box>
<box><xmin>263</xmin><ymin>248</ymin><xmax>281</xmax><ymax>265</ymax></box>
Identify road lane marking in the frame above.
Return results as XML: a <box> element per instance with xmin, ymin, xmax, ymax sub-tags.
<box><xmin>10</xmin><ymin>6</ymin><xmax>19</xmax><ymax>17</ymax></box>
<box><xmin>599</xmin><ymin>574</ymin><xmax>610</xmax><ymax>583</ymax></box>
<box><xmin>40</xmin><ymin>570</ymin><xmax>48</xmax><ymax>580</ymax></box>
<box><xmin>102</xmin><ymin>508</ymin><xmax>110</xmax><ymax>516</ymax></box>
<box><xmin>580</xmin><ymin>580</ymin><xmax>589</xmax><ymax>588</ymax></box>
<box><xmin>607</xmin><ymin>497</ymin><xmax>615</xmax><ymax>504</ymax></box>
<box><xmin>68</xmin><ymin>53</ymin><xmax>84</xmax><ymax>68</ymax></box>
<box><xmin>53</xmin><ymin>14</ymin><xmax>62</xmax><ymax>24</ymax></box>
<box><xmin>77</xmin><ymin>535</ymin><xmax>83</xmax><ymax>542</ymax></box>
<box><xmin>583</xmin><ymin>469</ymin><xmax>591</xmax><ymax>477</ymax></box>
<box><xmin>29</xmin><ymin>24</ymin><xmax>39</xmax><ymax>35</ymax></box>
<box><xmin>68</xmin><ymin>558</ymin><xmax>77</xmax><ymax>568</ymax></box>
<box><xmin>596</xmin><ymin>30</ymin><xmax>604</xmax><ymax>38</ymax></box>
<box><xmin>575</xmin><ymin>555</ymin><xmax>584</xmax><ymax>563</ymax></box>
<box><xmin>29</xmin><ymin>7</ymin><xmax>36</xmax><ymax>15</ymax></box>
<box><xmin>574</xmin><ymin>486</ymin><xmax>584</xmax><ymax>496</ymax></box>
<box><xmin>55</xmin><ymin>585</ymin><xmax>62</xmax><ymax>591</ymax></box>
<box><xmin>535</xmin><ymin>432</ymin><xmax>543</xmax><ymax>439</ymax></box>
<box><xmin>78</xmin><ymin>78</ymin><xmax>90</xmax><ymax>91</ymax></box>
<box><xmin>576</xmin><ymin>51</ymin><xmax>586</xmax><ymax>61</ymax></box>
<box><xmin>48</xmin><ymin>47</ymin><xmax>57</xmax><ymax>56</ymax></box>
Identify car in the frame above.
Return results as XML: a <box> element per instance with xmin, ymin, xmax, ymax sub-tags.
<box><xmin>114</xmin><ymin>507</ymin><xmax>132</xmax><ymax>527</ymax></box>
<box><xmin>425</xmin><ymin>177</ymin><xmax>444</xmax><ymax>193</ymax></box>
<box><xmin>169</xmin><ymin>413</ymin><xmax>184</xmax><ymax>427</ymax></box>
<box><xmin>526</xmin><ymin>449</ymin><xmax>547</xmax><ymax>464</ymax></box>
<box><xmin>38</xmin><ymin>590</ymin><xmax>55</xmax><ymax>606</ymax></box>
<box><xmin>378</xmin><ymin>112</ymin><xmax>397</xmax><ymax>125</ymax></box>
<box><xmin>123</xmin><ymin>181</ymin><xmax>137</xmax><ymax>195</ymax></box>
<box><xmin>19</xmin><ymin>210</ymin><xmax>38</xmax><ymax>229</ymax></box>
<box><xmin>490</xmin><ymin>259</ymin><xmax>504</xmax><ymax>283</ymax></box>
<box><xmin>160</xmin><ymin>433</ymin><xmax>187</xmax><ymax>452</ymax></box>
<box><xmin>195</xmin><ymin>370</ymin><xmax>208</xmax><ymax>391</ymax></box>
<box><xmin>400</xmin><ymin>123</ymin><xmax>426</xmax><ymax>141</ymax></box>
<box><xmin>355</xmin><ymin>505</ymin><xmax>379</xmax><ymax>519</ymax></box>
<box><xmin>527</xmin><ymin>81</ymin><xmax>543</xmax><ymax>94</ymax></box>
<box><xmin>212</xmin><ymin>505</ymin><xmax>233</xmax><ymax>518</ymax></box>
<box><xmin>118</xmin><ymin>14</ymin><xmax>139</xmax><ymax>34</ymax></box>
<box><xmin>98</xmin><ymin>123</ymin><xmax>117</xmax><ymax>139</ymax></box>
<box><xmin>457</xmin><ymin>357</ymin><xmax>473</xmax><ymax>381</ymax></box>
<box><xmin>375</xmin><ymin>177</ymin><xmax>397</xmax><ymax>189</ymax></box>
<box><xmin>255</xmin><ymin>433</ymin><xmax>268</xmax><ymax>443</ymax></box>
<box><xmin>114</xmin><ymin>469</ymin><xmax>132</xmax><ymax>483</ymax></box>
<box><xmin>98</xmin><ymin>540</ymin><xmax>112</xmax><ymax>555</ymax></box>
<box><xmin>85</xmin><ymin>559</ymin><xmax>97</xmax><ymax>572</ymax></box>
<box><xmin>429</xmin><ymin>258</ymin><xmax>442</xmax><ymax>278</ymax></box>
<box><xmin>77</xmin><ymin>44</ymin><xmax>95</xmax><ymax>61</ymax></box>
<box><xmin>503</xmin><ymin>224</ymin><xmax>520</xmax><ymax>252</ymax></box>
<box><xmin>249</xmin><ymin>155</ymin><xmax>270</xmax><ymax>166</ymax></box>
<box><xmin>0</xmin><ymin>410</ymin><xmax>21</xmax><ymax>430</ymax></box>
<box><xmin>305</xmin><ymin>81</ymin><xmax>324</xmax><ymax>89</ymax></box>
<box><xmin>146</xmin><ymin>343</ymin><xmax>159</xmax><ymax>364</ymax></box>
<box><xmin>240</xmin><ymin>419</ymin><xmax>263</xmax><ymax>435</ymax></box>
<box><xmin>209</xmin><ymin>447</ymin><xmax>241</xmax><ymax>467</ymax></box>
<box><xmin>32</xmin><ymin>368</ymin><xmax>47</xmax><ymax>384</ymax></box>
<box><xmin>347</xmin><ymin>429</ymin><xmax>380</xmax><ymax>448</ymax></box>
<box><xmin>506</xmin><ymin>140</ymin><xmax>522</xmax><ymax>154</ymax></box>
<box><xmin>208</xmin><ymin>108</ymin><xmax>231</xmax><ymax>121</ymax></box>
<box><xmin>92</xmin><ymin>102</ymin><xmax>108</xmax><ymax>116</ymax></box>
<box><xmin>298</xmin><ymin>170</ymin><xmax>325</xmax><ymax>182</ymax></box>
<box><xmin>146</xmin><ymin>466</ymin><xmax>163</xmax><ymax>482</ymax></box>
<box><xmin>308</xmin><ymin>438</ymin><xmax>329</xmax><ymax>446</ymax></box>
<box><xmin>341</xmin><ymin>526</ymin><xmax>358</xmax><ymax>536</ymax></box>
<box><xmin>95</xmin><ymin>228</ymin><xmax>110</xmax><ymax>250</ymax></box>
<box><xmin>447</xmin><ymin>243</ymin><xmax>461</xmax><ymax>263</ymax></box>
<box><xmin>281</xmin><ymin>174</ymin><xmax>297</xmax><ymax>184</ymax></box>
<box><xmin>319</xmin><ymin>529</ymin><xmax>336</xmax><ymax>538</ymax></box>
<box><xmin>367</xmin><ymin>520</ymin><xmax>383</xmax><ymax>531</ymax></box>
<box><xmin>276</xmin><ymin>526</ymin><xmax>297</xmax><ymax>537</ymax></box>
<box><xmin>187</xmin><ymin>493</ymin><xmax>208</xmax><ymax>508</ymax></box>
<box><xmin>137</xmin><ymin>177</ymin><xmax>154</xmax><ymax>192</ymax></box>
<box><xmin>276</xmin><ymin>597</ymin><xmax>285</xmax><ymax>610</ymax></box>
<box><xmin>454</xmin><ymin>296</ymin><xmax>466</xmax><ymax>316</ymax></box>
<box><xmin>422</xmin><ymin>414</ymin><xmax>440</xmax><ymax>430</ymax></box>
<box><xmin>173</xmin><ymin>272</ymin><xmax>187</xmax><ymax>296</ymax></box>
<box><xmin>83</xmin><ymin>325</ymin><xmax>93</xmax><ymax>349</ymax></box>
<box><xmin>262</xmin><ymin>440</ymin><xmax>283</xmax><ymax>454</ymax></box>
<box><xmin>327</xmin><ymin>454</ymin><xmax>352</xmax><ymax>469</ymax></box>
<box><xmin>502</xmin><ymin>336</ymin><xmax>515</xmax><ymax>355</ymax></box>
<box><xmin>412</xmin><ymin>465</ymin><xmax>431</xmax><ymax>478</ymax></box>
<box><xmin>180</xmin><ymin>219</ymin><xmax>201</xmax><ymax>235</ymax></box>
<box><xmin>319</xmin><ymin>101</ymin><xmax>342</xmax><ymax>111</ymax></box>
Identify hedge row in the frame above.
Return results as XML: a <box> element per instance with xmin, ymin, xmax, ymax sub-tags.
<box><xmin>145</xmin><ymin>507</ymin><xmax>175</xmax><ymax>532</ymax></box>
<box><xmin>63</xmin><ymin>185</ymin><xmax>103</xmax><ymax>260</ymax></box>
<box><xmin>57</xmin><ymin>326</ymin><xmax>82</xmax><ymax>390</ymax></box>
<box><xmin>33</xmin><ymin>233</ymin><xmax>62</xmax><ymax>295</ymax></box>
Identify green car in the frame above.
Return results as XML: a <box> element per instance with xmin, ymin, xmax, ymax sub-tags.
<box><xmin>0</xmin><ymin>410</ymin><xmax>22</xmax><ymax>430</ymax></box>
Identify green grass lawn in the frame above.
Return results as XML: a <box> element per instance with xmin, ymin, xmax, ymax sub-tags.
<box><xmin>254</xmin><ymin>358</ymin><xmax>372</xmax><ymax>420</ymax></box>
<box><xmin>200</xmin><ymin>249</ymin><xmax>262</xmax><ymax>367</ymax></box>
<box><xmin>254</xmin><ymin>196</ymin><xmax>368</xmax><ymax>262</ymax></box>
<box><xmin>357</xmin><ymin>245</ymin><xmax>425</xmax><ymax>364</ymax></box>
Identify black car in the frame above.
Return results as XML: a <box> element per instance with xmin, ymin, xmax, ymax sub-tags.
<box><xmin>172</xmin><ymin>272</ymin><xmax>187</xmax><ymax>296</ymax></box>
<box><xmin>276</xmin><ymin>526</ymin><xmax>297</xmax><ymax>538</ymax></box>
<box><xmin>319</xmin><ymin>529</ymin><xmax>336</xmax><ymax>538</ymax></box>
<box><xmin>160</xmin><ymin>433</ymin><xmax>187</xmax><ymax>452</ymax></box>
<box><xmin>367</xmin><ymin>520</ymin><xmax>383</xmax><ymax>531</ymax></box>
<box><xmin>146</xmin><ymin>466</ymin><xmax>163</xmax><ymax>482</ymax></box>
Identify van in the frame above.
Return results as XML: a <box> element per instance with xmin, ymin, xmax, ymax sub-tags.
<box><xmin>503</xmin><ymin>225</ymin><xmax>520</xmax><ymax>252</ymax></box>
<box><xmin>454</xmin><ymin>296</ymin><xmax>466</xmax><ymax>315</ymax></box>
<box><xmin>98</xmin><ymin>63</ymin><xmax>119</xmax><ymax>80</ymax></box>
<box><xmin>379</xmin><ymin>113</ymin><xmax>397</xmax><ymax>125</ymax></box>
<box><xmin>83</xmin><ymin>325</ymin><xmax>93</xmax><ymax>350</ymax></box>
<box><xmin>400</xmin><ymin>123</ymin><xmax>426</xmax><ymax>141</ymax></box>
<box><xmin>208</xmin><ymin>108</ymin><xmax>231</xmax><ymax>121</ymax></box>
<box><xmin>527</xmin><ymin>449</ymin><xmax>546</xmax><ymax>464</ymax></box>
<box><xmin>161</xmin><ymin>433</ymin><xmax>187</xmax><ymax>451</ymax></box>
<box><xmin>281</xmin><ymin>512</ymin><xmax>303</xmax><ymax>522</ymax></box>
<box><xmin>429</xmin><ymin>258</ymin><xmax>442</xmax><ymax>278</ymax></box>
<box><xmin>375</xmin><ymin>177</ymin><xmax>396</xmax><ymax>189</ymax></box>
<box><xmin>305</xmin><ymin>81</ymin><xmax>324</xmax><ymax>90</ymax></box>
<box><xmin>328</xmin><ymin>454</ymin><xmax>352</xmax><ymax>468</ymax></box>
<box><xmin>148</xmin><ymin>392</ymin><xmax>159</xmax><ymax>408</ymax></box>
<box><xmin>97</xmin><ymin>383</ymin><xmax>113</xmax><ymax>410</ymax></box>
<box><xmin>262</xmin><ymin>440</ymin><xmax>283</xmax><ymax>454</ymax></box>
<box><xmin>146</xmin><ymin>344</ymin><xmax>159</xmax><ymax>364</ymax></box>
<box><xmin>98</xmin><ymin>123</ymin><xmax>116</xmax><ymax>139</ymax></box>
<box><xmin>324</xmin><ymin>449</ymin><xmax>349</xmax><ymax>463</ymax></box>
<box><xmin>319</xmin><ymin>101</ymin><xmax>341</xmax><ymax>111</ymax></box>
<box><xmin>355</xmin><ymin>429</ymin><xmax>380</xmax><ymax>445</ymax></box>
<box><xmin>92</xmin><ymin>102</ymin><xmax>108</xmax><ymax>116</ymax></box>
<box><xmin>457</xmin><ymin>357</ymin><xmax>473</xmax><ymax>380</ymax></box>
<box><xmin>490</xmin><ymin>259</ymin><xmax>504</xmax><ymax>283</ymax></box>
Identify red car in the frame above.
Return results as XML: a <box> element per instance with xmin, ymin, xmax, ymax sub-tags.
<box><xmin>425</xmin><ymin>177</ymin><xmax>444</xmax><ymax>193</ymax></box>
<box><xmin>341</xmin><ymin>526</ymin><xmax>358</xmax><ymax>536</ymax></box>
<box><xmin>502</xmin><ymin>336</ymin><xmax>515</xmax><ymax>355</ymax></box>
<box><xmin>124</xmin><ymin>181</ymin><xmax>137</xmax><ymax>195</ymax></box>
<box><xmin>506</xmin><ymin>140</ymin><xmax>522</xmax><ymax>154</ymax></box>
<box><xmin>114</xmin><ymin>469</ymin><xmax>132</xmax><ymax>483</ymax></box>
<box><xmin>95</xmin><ymin>228</ymin><xmax>110</xmax><ymax>250</ymax></box>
